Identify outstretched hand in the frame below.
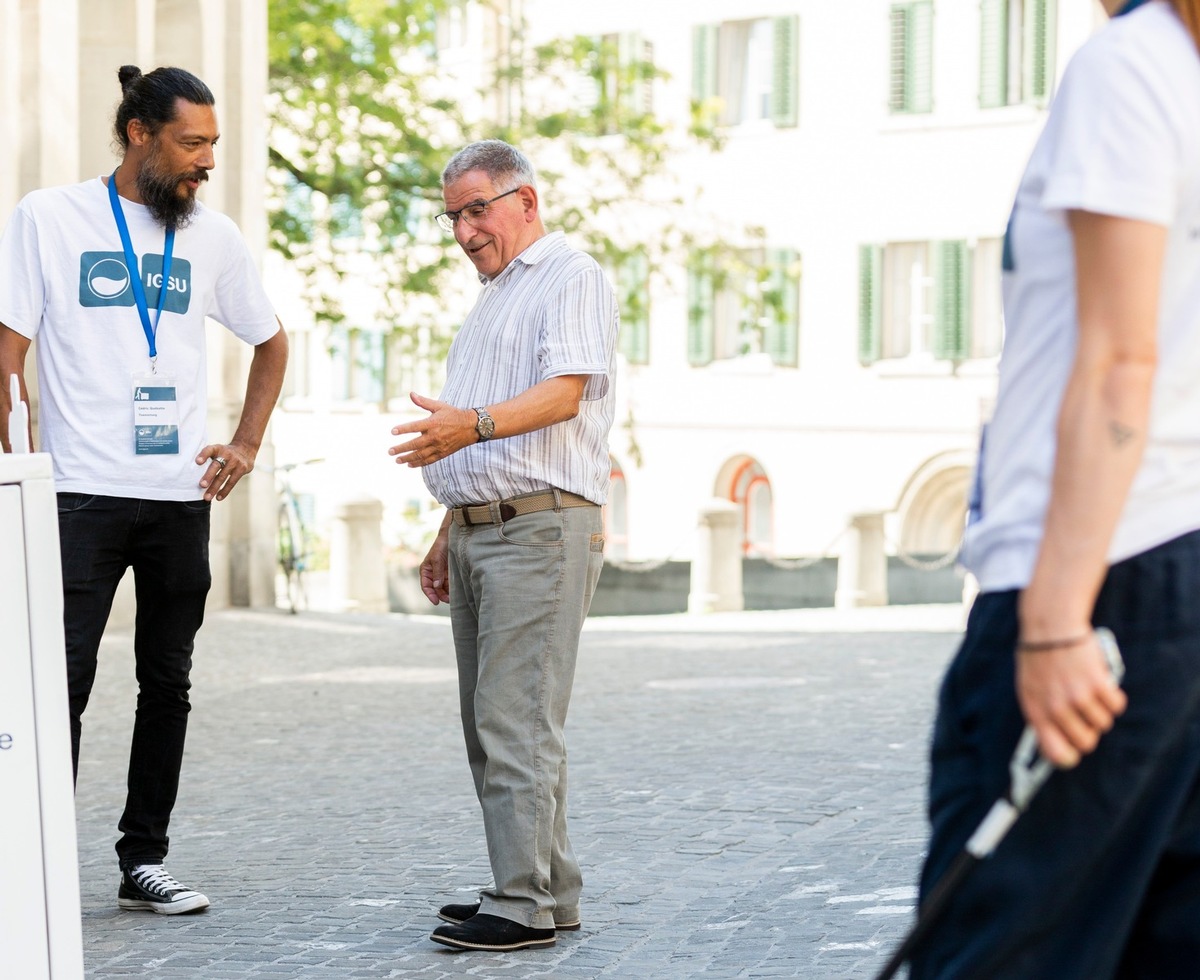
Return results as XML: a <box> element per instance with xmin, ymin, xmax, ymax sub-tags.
<box><xmin>388</xmin><ymin>392</ymin><xmax>478</xmax><ymax>467</ymax></box>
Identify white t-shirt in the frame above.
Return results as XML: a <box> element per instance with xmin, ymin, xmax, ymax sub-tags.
<box><xmin>0</xmin><ymin>177</ymin><xmax>279</xmax><ymax>499</ymax></box>
<box><xmin>421</xmin><ymin>232</ymin><xmax>618</xmax><ymax>508</ymax></box>
<box><xmin>960</xmin><ymin>1</ymin><xmax>1200</xmax><ymax>590</ymax></box>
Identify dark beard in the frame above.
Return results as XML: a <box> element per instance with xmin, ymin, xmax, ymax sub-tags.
<box><xmin>136</xmin><ymin>143</ymin><xmax>207</xmax><ymax>229</ymax></box>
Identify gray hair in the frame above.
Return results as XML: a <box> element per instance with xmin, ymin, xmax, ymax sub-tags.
<box><xmin>441</xmin><ymin>139</ymin><xmax>538</xmax><ymax>191</ymax></box>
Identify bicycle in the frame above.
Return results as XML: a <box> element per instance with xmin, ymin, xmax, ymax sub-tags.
<box><xmin>268</xmin><ymin>458</ymin><xmax>323</xmax><ymax>614</ymax></box>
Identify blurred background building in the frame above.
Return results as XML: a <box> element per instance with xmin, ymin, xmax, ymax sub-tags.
<box><xmin>3</xmin><ymin>0</ymin><xmax>1110</xmax><ymax>614</ymax></box>
<box><xmin>267</xmin><ymin>0</ymin><xmax>1108</xmax><ymax>611</ymax></box>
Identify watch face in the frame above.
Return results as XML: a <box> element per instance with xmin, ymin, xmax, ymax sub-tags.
<box><xmin>476</xmin><ymin>412</ymin><xmax>495</xmax><ymax>440</ymax></box>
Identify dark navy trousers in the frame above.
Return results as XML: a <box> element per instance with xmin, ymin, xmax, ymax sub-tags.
<box><xmin>58</xmin><ymin>492</ymin><xmax>211</xmax><ymax>869</ymax></box>
<box><xmin>912</xmin><ymin>530</ymin><xmax>1200</xmax><ymax>980</ymax></box>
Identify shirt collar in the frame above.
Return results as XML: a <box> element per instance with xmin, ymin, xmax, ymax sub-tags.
<box><xmin>477</xmin><ymin>231</ymin><xmax>566</xmax><ymax>285</ymax></box>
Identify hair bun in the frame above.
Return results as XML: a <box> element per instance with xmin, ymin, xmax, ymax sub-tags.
<box><xmin>117</xmin><ymin>65</ymin><xmax>142</xmax><ymax>92</ymax></box>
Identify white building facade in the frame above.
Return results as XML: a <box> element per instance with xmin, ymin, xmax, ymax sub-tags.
<box><xmin>273</xmin><ymin>0</ymin><xmax>1108</xmax><ymax>589</ymax></box>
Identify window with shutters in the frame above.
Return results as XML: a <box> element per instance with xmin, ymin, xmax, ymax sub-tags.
<box><xmin>330</xmin><ymin>327</ymin><xmax>385</xmax><ymax>404</ymax></box>
<box><xmin>970</xmin><ymin>238</ymin><xmax>1004</xmax><ymax>358</ymax></box>
<box><xmin>435</xmin><ymin>0</ymin><xmax>470</xmax><ymax>53</ymax></box>
<box><xmin>979</xmin><ymin>0</ymin><xmax>1057</xmax><ymax>109</ymax></box>
<box><xmin>580</xmin><ymin>33</ymin><xmax>656</xmax><ymax>135</ymax></box>
<box><xmin>691</xmin><ymin>16</ymin><xmax>799</xmax><ymax>128</ymax></box>
<box><xmin>688</xmin><ymin>248</ymin><xmax>800</xmax><ymax>367</ymax></box>
<box><xmin>615</xmin><ymin>252</ymin><xmax>650</xmax><ymax>366</ymax></box>
<box><xmin>858</xmin><ymin>238</ymin><xmax>1004</xmax><ymax>364</ymax></box>
<box><xmin>889</xmin><ymin>1</ymin><xmax>934</xmax><ymax>115</ymax></box>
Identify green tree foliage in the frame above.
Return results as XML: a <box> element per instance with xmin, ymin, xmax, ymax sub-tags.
<box><xmin>267</xmin><ymin>0</ymin><xmax>722</xmax><ymax>402</ymax></box>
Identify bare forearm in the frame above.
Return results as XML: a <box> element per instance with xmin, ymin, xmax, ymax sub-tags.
<box><xmin>487</xmin><ymin>375</ymin><xmax>587</xmax><ymax>439</ymax></box>
<box><xmin>388</xmin><ymin>375</ymin><xmax>588</xmax><ymax>467</ymax></box>
<box><xmin>1020</xmin><ymin>211</ymin><xmax>1164</xmax><ymax>640</ymax></box>
<box><xmin>230</xmin><ymin>325</ymin><xmax>288</xmax><ymax>452</ymax></box>
<box><xmin>1022</xmin><ymin>361</ymin><xmax>1154</xmax><ymax>633</ymax></box>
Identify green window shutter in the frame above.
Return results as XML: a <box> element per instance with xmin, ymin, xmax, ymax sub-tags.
<box><xmin>692</xmin><ymin>24</ymin><xmax>719</xmax><ymax>104</ymax></box>
<box><xmin>764</xmin><ymin>248</ymin><xmax>799</xmax><ymax>367</ymax></box>
<box><xmin>618</xmin><ymin>32</ymin><xmax>651</xmax><ymax>119</ymax></box>
<box><xmin>687</xmin><ymin>255</ymin><xmax>715</xmax><ymax>367</ymax></box>
<box><xmin>889</xmin><ymin>3</ymin><xmax>932</xmax><ymax>114</ymax></box>
<box><xmin>908</xmin><ymin>1</ymin><xmax>934</xmax><ymax>113</ymax></box>
<box><xmin>618</xmin><ymin>252</ymin><xmax>650</xmax><ymax>366</ymax></box>
<box><xmin>979</xmin><ymin>0</ymin><xmax>1008</xmax><ymax>109</ymax></box>
<box><xmin>1023</xmin><ymin>0</ymin><xmax>1056</xmax><ymax>105</ymax></box>
<box><xmin>933</xmin><ymin>240</ymin><xmax>969</xmax><ymax>361</ymax></box>
<box><xmin>361</xmin><ymin>330</ymin><xmax>386</xmax><ymax>404</ymax></box>
<box><xmin>858</xmin><ymin>245</ymin><xmax>883</xmax><ymax>365</ymax></box>
<box><xmin>770</xmin><ymin>16</ymin><xmax>800</xmax><ymax>128</ymax></box>
<box><xmin>888</xmin><ymin>6</ymin><xmax>909</xmax><ymax>113</ymax></box>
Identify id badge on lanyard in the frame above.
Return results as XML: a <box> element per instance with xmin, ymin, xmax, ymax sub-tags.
<box><xmin>109</xmin><ymin>169</ymin><xmax>179</xmax><ymax>455</ymax></box>
<box><xmin>132</xmin><ymin>376</ymin><xmax>180</xmax><ymax>454</ymax></box>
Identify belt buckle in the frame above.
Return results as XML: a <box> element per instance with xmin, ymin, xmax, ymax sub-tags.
<box><xmin>460</xmin><ymin>502</ymin><xmax>516</xmax><ymax>526</ymax></box>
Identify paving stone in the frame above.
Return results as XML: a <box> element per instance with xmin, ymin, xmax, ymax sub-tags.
<box><xmin>72</xmin><ymin>606</ymin><xmax>963</xmax><ymax>978</ymax></box>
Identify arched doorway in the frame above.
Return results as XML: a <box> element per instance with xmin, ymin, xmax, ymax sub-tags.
<box><xmin>895</xmin><ymin>453</ymin><xmax>973</xmax><ymax>554</ymax></box>
<box><xmin>715</xmin><ymin>455</ymin><xmax>773</xmax><ymax>556</ymax></box>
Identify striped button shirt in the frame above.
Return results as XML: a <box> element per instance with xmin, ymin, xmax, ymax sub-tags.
<box><xmin>422</xmin><ymin>231</ymin><xmax>619</xmax><ymax>508</ymax></box>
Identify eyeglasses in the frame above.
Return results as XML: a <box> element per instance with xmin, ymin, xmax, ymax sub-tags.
<box><xmin>435</xmin><ymin>187</ymin><xmax>521</xmax><ymax>234</ymax></box>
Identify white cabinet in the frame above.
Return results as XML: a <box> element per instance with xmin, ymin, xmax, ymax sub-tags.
<box><xmin>0</xmin><ymin>453</ymin><xmax>84</xmax><ymax>980</ymax></box>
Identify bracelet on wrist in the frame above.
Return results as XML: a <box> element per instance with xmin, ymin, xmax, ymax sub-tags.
<box><xmin>1016</xmin><ymin>633</ymin><xmax>1091</xmax><ymax>653</ymax></box>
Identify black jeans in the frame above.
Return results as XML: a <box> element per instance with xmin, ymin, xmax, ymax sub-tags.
<box><xmin>58</xmin><ymin>493</ymin><xmax>211</xmax><ymax>868</ymax></box>
<box><xmin>912</xmin><ymin>530</ymin><xmax>1200</xmax><ymax>979</ymax></box>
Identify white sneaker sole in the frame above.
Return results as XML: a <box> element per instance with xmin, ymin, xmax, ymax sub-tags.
<box><xmin>118</xmin><ymin>893</ymin><xmax>210</xmax><ymax>915</ymax></box>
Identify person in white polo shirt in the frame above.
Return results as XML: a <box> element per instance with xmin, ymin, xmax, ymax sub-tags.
<box><xmin>911</xmin><ymin>1</ymin><xmax>1200</xmax><ymax>976</ymax></box>
<box><xmin>388</xmin><ymin>139</ymin><xmax>618</xmax><ymax>953</ymax></box>
<box><xmin>0</xmin><ymin>65</ymin><xmax>287</xmax><ymax>916</ymax></box>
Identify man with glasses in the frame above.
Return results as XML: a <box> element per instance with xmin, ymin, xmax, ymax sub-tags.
<box><xmin>388</xmin><ymin>139</ymin><xmax>618</xmax><ymax>952</ymax></box>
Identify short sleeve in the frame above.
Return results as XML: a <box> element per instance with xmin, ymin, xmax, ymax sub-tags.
<box><xmin>207</xmin><ymin>219</ymin><xmax>280</xmax><ymax>345</ymax></box>
<box><xmin>1040</xmin><ymin>34</ymin><xmax>1182</xmax><ymax>225</ymax></box>
<box><xmin>0</xmin><ymin>205</ymin><xmax>46</xmax><ymax>339</ymax></box>
<box><xmin>538</xmin><ymin>264</ymin><xmax>618</xmax><ymax>401</ymax></box>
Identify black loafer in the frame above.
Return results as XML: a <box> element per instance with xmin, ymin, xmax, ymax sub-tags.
<box><xmin>437</xmin><ymin>901</ymin><xmax>581</xmax><ymax>931</ymax></box>
<box><xmin>430</xmin><ymin>913</ymin><xmax>556</xmax><ymax>951</ymax></box>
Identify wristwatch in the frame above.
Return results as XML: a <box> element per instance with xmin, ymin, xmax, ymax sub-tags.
<box><xmin>473</xmin><ymin>407</ymin><xmax>495</xmax><ymax>442</ymax></box>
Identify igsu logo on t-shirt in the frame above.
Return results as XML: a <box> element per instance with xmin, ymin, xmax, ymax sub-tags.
<box><xmin>78</xmin><ymin>252</ymin><xmax>192</xmax><ymax>313</ymax></box>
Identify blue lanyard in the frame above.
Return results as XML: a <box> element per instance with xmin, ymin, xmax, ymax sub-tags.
<box><xmin>108</xmin><ymin>169</ymin><xmax>175</xmax><ymax>365</ymax></box>
<box><xmin>1116</xmin><ymin>0</ymin><xmax>1151</xmax><ymax>14</ymax></box>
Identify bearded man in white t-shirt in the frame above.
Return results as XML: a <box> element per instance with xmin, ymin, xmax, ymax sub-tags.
<box><xmin>0</xmin><ymin>65</ymin><xmax>288</xmax><ymax>915</ymax></box>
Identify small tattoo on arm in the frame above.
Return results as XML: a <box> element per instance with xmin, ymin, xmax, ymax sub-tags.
<box><xmin>1109</xmin><ymin>421</ymin><xmax>1136</xmax><ymax>447</ymax></box>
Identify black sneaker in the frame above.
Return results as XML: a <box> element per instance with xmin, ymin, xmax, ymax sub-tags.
<box><xmin>118</xmin><ymin>865</ymin><xmax>210</xmax><ymax>915</ymax></box>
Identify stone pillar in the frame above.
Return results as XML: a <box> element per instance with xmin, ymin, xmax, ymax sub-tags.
<box><xmin>329</xmin><ymin>496</ymin><xmax>387</xmax><ymax>614</ymax></box>
<box><xmin>688</xmin><ymin>498</ymin><xmax>744</xmax><ymax>614</ymax></box>
<box><xmin>835</xmin><ymin>512</ymin><xmax>888</xmax><ymax>609</ymax></box>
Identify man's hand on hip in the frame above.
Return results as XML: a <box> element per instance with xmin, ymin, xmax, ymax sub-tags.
<box><xmin>196</xmin><ymin>440</ymin><xmax>256</xmax><ymax>502</ymax></box>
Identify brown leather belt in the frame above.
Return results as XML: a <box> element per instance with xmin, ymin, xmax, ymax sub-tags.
<box><xmin>451</xmin><ymin>488</ymin><xmax>596</xmax><ymax>527</ymax></box>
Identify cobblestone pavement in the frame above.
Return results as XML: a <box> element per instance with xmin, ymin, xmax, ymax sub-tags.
<box><xmin>74</xmin><ymin>605</ymin><xmax>964</xmax><ymax>979</ymax></box>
